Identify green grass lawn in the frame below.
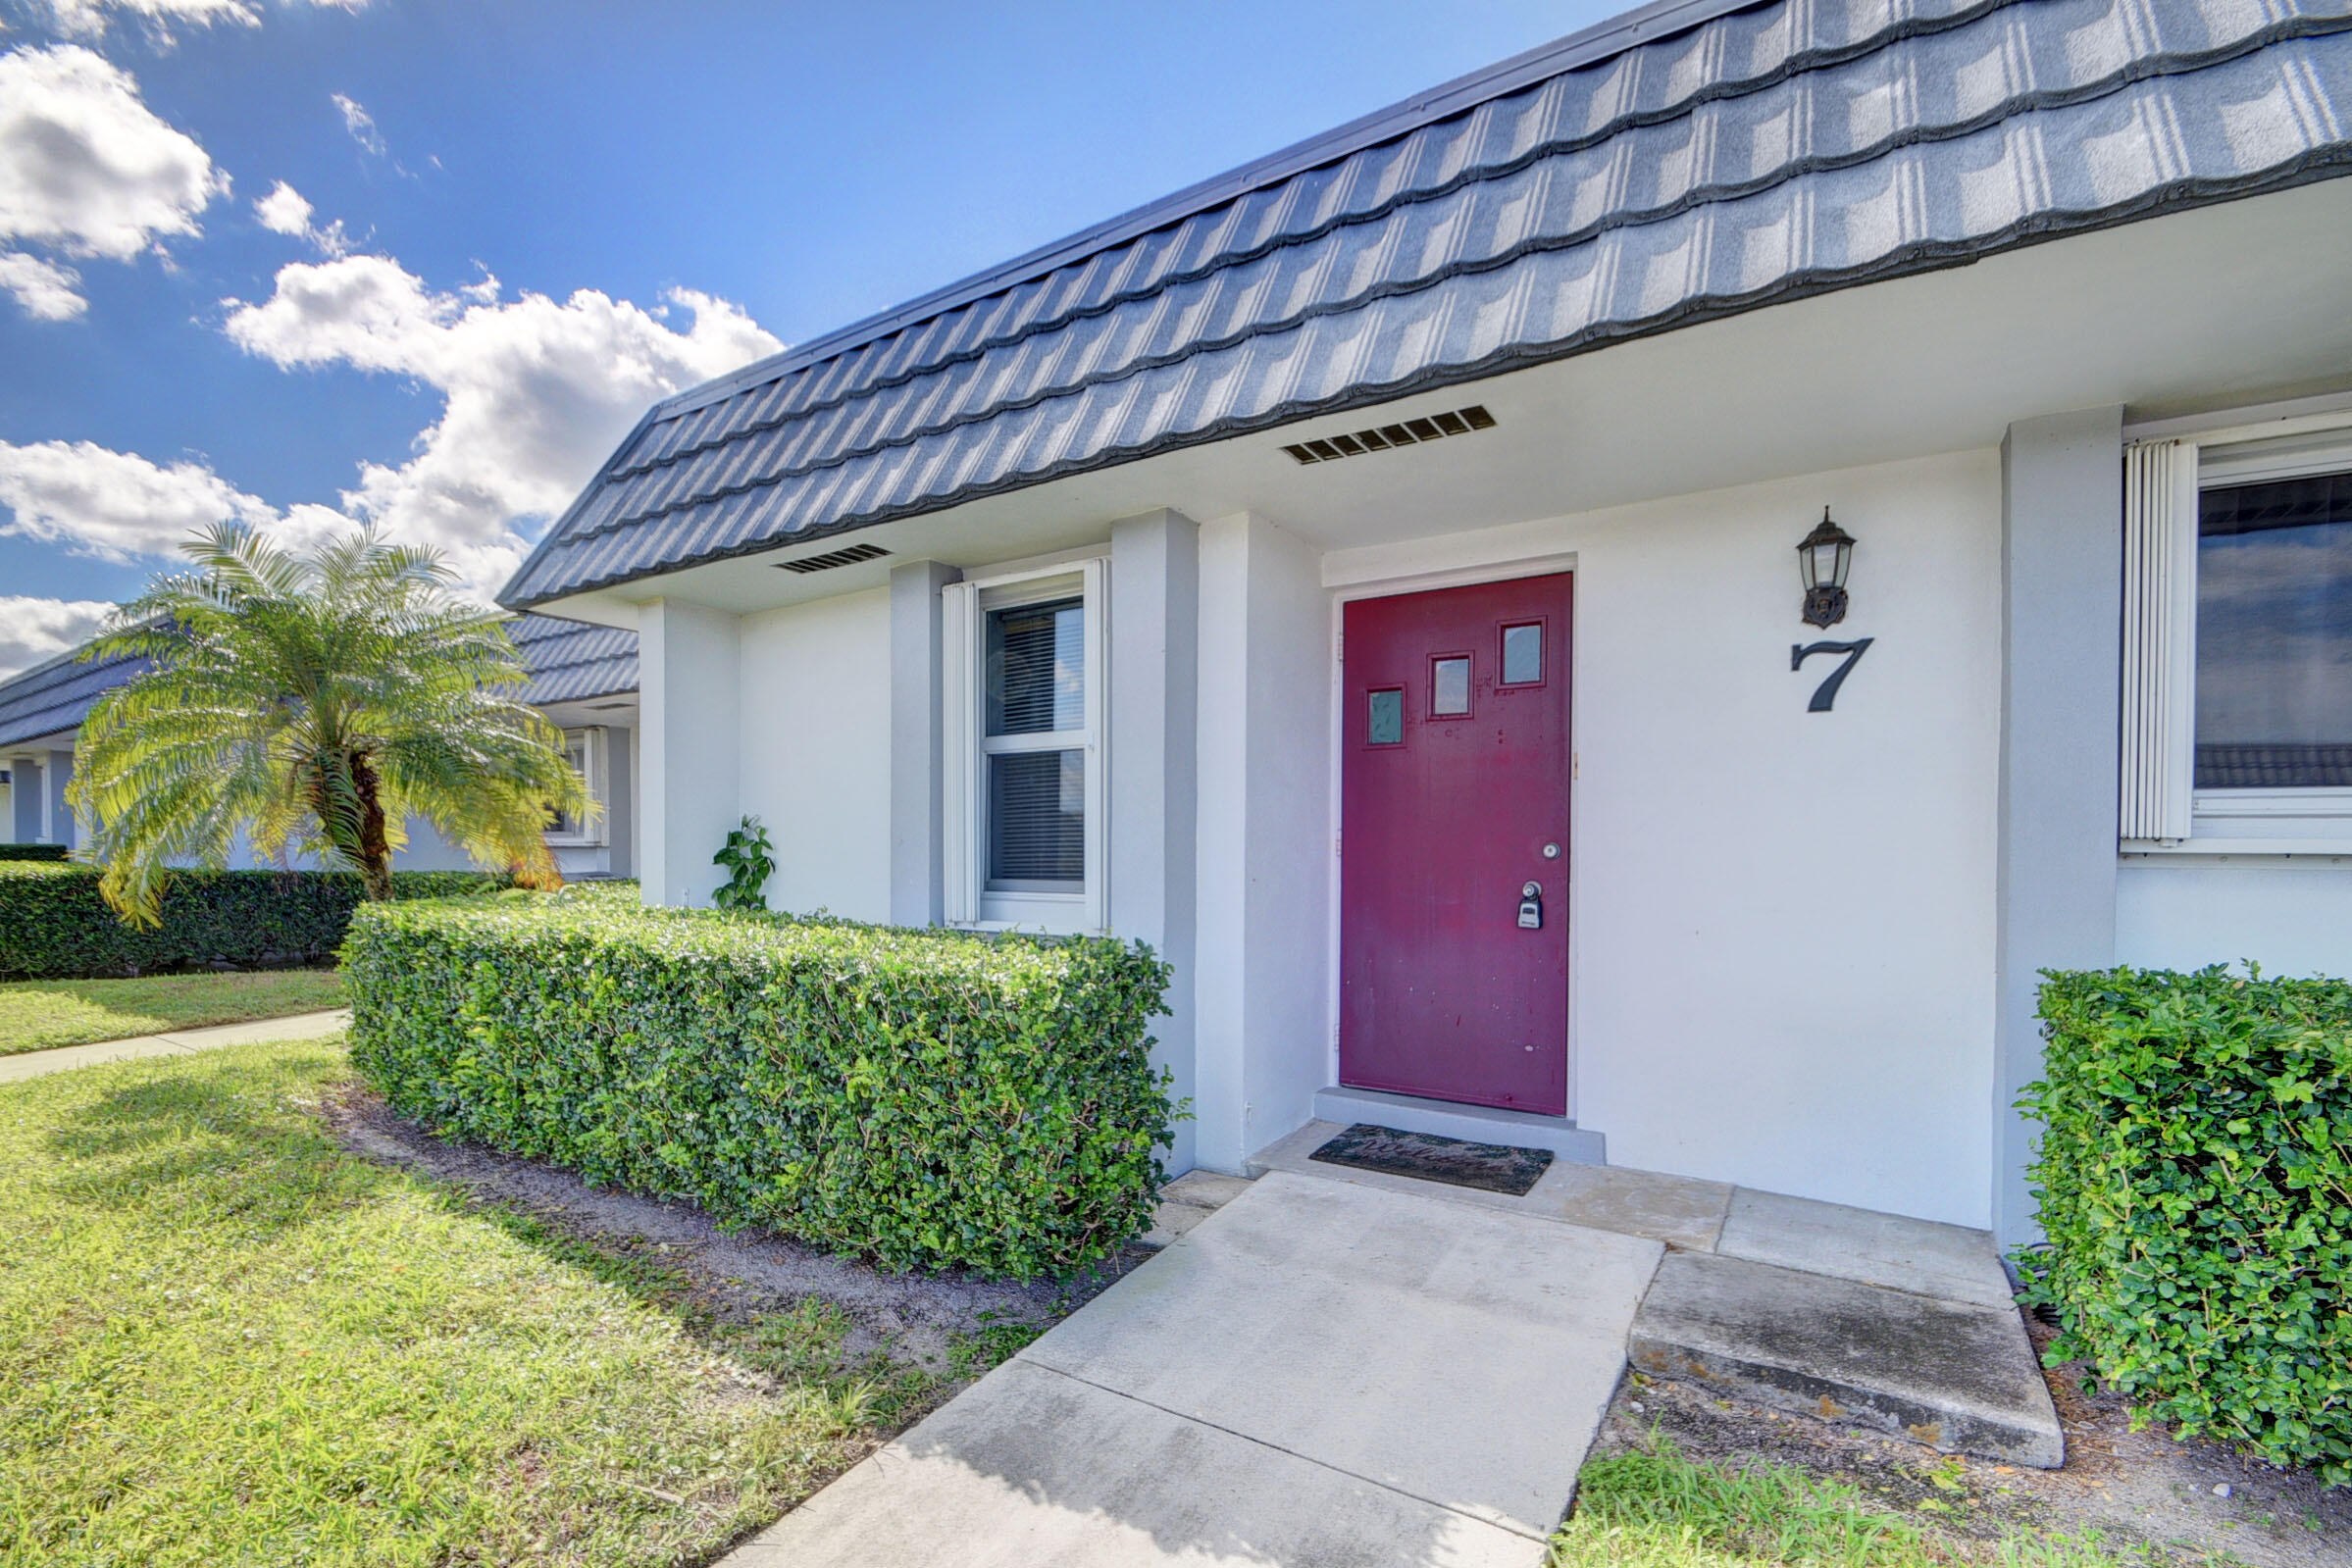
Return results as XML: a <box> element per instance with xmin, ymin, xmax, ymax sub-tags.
<box><xmin>0</xmin><ymin>1039</ymin><xmax>901</xmax><ymax>1567</ymax></box>
<box><xmin>0</xmin><ymin>968</ymin><xmax>347</xmax><ymax>1055</ymax></box>
<box><xmin>1552</xmin><ymin>1441</ymin><xmax>2149</xmax><ymax>1568</ymax></box>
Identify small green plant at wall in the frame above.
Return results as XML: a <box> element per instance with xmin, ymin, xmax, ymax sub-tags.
<box><xmin>712</xmin><ymin>815</ymin><xmax>776</xmax><ymax>910</ymax></box>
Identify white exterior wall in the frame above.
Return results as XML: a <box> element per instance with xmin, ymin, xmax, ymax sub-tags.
<box><xmin>1193</xmin><ymin>514</ymin><xmax>1335</xmax><ymax>1172</ymax></box>
<box><xmin>639</xmin><ymin>599</ymin><xmax>741</xmax><ymax>907</ymax></box>
<box><xmin>654</xmin><ymin>453</ymin><xmax>2005</xmax><ymax>1223</ymax></box>
<box><xmin>738</xmin><ymin>587</ymin><xmax>893</xmax><ymax>922</ymax></box>
<box><xmin>1320</xmin><ymin>449</ymin><xmax>2005</xmax><ymax>1226</ymax></box>
<box><xmin>2117</xmin><ymin>862</ymin><xmax>2352</xmax><ymax>977</ymax></box>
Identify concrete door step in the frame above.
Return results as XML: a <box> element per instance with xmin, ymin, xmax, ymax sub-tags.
<box><xmin>1307</xmin><ymin>1085</ymin><xmax>1608</xmax><ymax>1164</ymax></box>
<box><xmin>1628</xmin><ymin>1250</ymin><xmax>2065</xmax><ymax>1467</ymax></box>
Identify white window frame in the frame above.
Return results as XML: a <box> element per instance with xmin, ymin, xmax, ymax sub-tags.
<box><xmin>942</xmin><ymin>558</ymin><xmax>1107</xmax><ymax>933</ymax></box>
<box><xmin>2121</xmin><ymin>408</ymin><xmax>2352</xmax><ymax>856</ymax></box>
<box><xmin>546</xmin><ymin>726</ymin><xmax>607</xmax><ymax>846</ymax></box>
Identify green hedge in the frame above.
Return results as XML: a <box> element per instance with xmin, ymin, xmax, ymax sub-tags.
<box><xmin>2023</xmin><ymin>967</ymin><xmax>2351</xmax><ymax>1484</ymax></box>
<box><xmin>342</xmin><ymin>896</ymin><xmax>1178</xmax><ymax>1279</ymax></box>
<box><xmin>0</xmin><ymin>844</ymin><xmax>68</xmax><ymax>862</ymax></box>
<box><xmin>0</xmin><ymin>863</ymin><xmax>507</xmax><ymax>980</ymax></box>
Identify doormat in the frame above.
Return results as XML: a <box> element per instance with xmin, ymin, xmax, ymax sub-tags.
<box><xmin>1307</xmin><ymin>1123</ymin><xmax>1555</xmax><ymax>1196</ymax></box>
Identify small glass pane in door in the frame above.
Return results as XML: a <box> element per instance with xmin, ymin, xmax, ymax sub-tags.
<box><xmin>1431</xmin><ymin>657</ymin><xmax>1471</xmax><ymax>715</ymax></box>
<box><xmin>1367</xmin><ymin>688</ymin><xmax>1403</xmax><ymax>745</ymax></box>
<box><xmin>1502</xmin><ymin>623</ymin><xmax>1543</xmax><ymax>684</ymax></box>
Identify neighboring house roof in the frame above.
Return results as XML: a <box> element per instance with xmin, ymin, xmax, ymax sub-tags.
<box><xmin>500</xmin><ymin>0</ymin><xmax>2352</xmax><ymax>610</ymax></box>
<box><xmin>0</xmin><ymin>643</ymin><xmax>150</xmax><ymax>752</ymax></box>
<box><xmin>0</xmin><ymin>614</ymin><xmax>638</xmax><ymax>751</ymax></box>
<box><xmin>507</xmin><ymin>612</ymin><xmax>639</xmax><ymax>708</ymax></box>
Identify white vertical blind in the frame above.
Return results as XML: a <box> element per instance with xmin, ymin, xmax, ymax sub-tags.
<box><xmin>2119</xmin><ymin>438</ymin><xmax>2199</xmax><ymax>841</ymax></box>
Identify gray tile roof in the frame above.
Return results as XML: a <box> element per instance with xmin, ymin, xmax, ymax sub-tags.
<box><xmin>501</xmin><ymin>0</ymin><xmax>2352</xmax><ymax>610</ymax></box>
<box><xmin>506</xmin><ymin>612</ymin><xmax>639</xmax><ymax>709</ymax></box>
<box><xmin>0</xmin><ymin>643</ymin><xmax>148</xmax><ymax>752</ymax></box>
<box><xmin>0</xmin><ymin>614</ymin><xmax>636</xmax><ymax>750</ymax></box>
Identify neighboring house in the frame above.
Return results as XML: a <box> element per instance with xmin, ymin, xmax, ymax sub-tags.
<box><xmin>0</xmin><ymin>613</ymin><xmax>639</xmax><ymax>880</ymax></box>
<box><xmin>502</xmin><ymin>0</ymin><xmax>2352</xmax><ymax>1242</ymax></box>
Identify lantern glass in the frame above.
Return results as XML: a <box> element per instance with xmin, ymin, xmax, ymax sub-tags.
<box><xmin>1797</xmin><ymin>510</ymin><xmax>1855</xmax><ymax>589</ymax></box>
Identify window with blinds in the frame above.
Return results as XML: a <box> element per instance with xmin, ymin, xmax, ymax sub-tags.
<box><xmin>2195</xmin><ymin>472</ymin><xmax>2352</xmax><ymax>788</ymax></box>
<box><xmin>942</xmin><ymin>560</ymin><xmax>1106</xmax><ymax>931</ymax></box>
<box><xmin>2120</xmin><ymin>418</ymin><xmax>2352</xmax><ymax>851</ymax></box>
<box><xmin>547</xmin><ymin>729</ymin><xmax>603</xmax><ymax>844</ymax></box>
<box><xmin>984</xmin><ymin>597</ymin><xmax>1086</xmax><ymax>891</ymax></box>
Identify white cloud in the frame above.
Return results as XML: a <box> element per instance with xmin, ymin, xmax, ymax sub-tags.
<box><xmin>0</xmin><ymin>595</ymin><xmax>117</xmax><ymax>681</ymax></box>
<box><xmin>34</xmin><ymin>0</ymin><xmax>365</xmax><ymax>41</ymax></box>
<box><xmin>330</xmin><ymin>91</ymin><xmax>384</xmax><ymax>157</ymax></box>
<box><xmin>252</xmin><ymin>178</ymin><xmax>312</xmax><ymax>235</ymax></box>
<box><xmin>223</xmin><ymin>255</ymin><xmax>781</xmax><ymax>594</ymax></box>
<box><xmin>0</xmin><ymin>250</ymin><xmax>85</xmax><ymax>319</ymax></box>
<box><xmin>253</xmin><ymin>178</ymin><xmax>347</xmax><ymax>256</ymax></box>
<box><xmin>0</xmin><ymin>44</ymin><xmax>227</xmax><ymax>317</ymax></box>
<box><xmin>0</xmin><ymin>438</ymin><xmax>288</xmax><ymax>562</ymax></box>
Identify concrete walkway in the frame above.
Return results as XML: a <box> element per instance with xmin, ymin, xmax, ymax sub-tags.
<box><xmin>1253</xmin><ymin>1119</ymin><xmax>2062</xmax><ymax>1467</ymax></box>
<box><xmin>735</xmin><ymin>1170</ymin><xmax>1662</xmax><ymax>1567</ymax></box>
<box><xmin>0</xmin><ymin>1008</ymin><xmax>351</xmax><ymax>1084</ymax></box>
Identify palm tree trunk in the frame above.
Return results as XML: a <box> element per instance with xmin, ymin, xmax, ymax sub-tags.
<box><xmin>349</xmin><ymin>752</ymin><xmax>394</xmax><ymax>900</ymax></box>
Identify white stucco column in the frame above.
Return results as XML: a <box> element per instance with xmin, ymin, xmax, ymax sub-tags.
<box><xmin>1191</xmin><ymin>513</ymin><xmax>1332</xmax><ymax>1173</ymax></box>
<box><xmin>1109</xmin><ymin>510</ymin><xmax>1201</xmax><ymax>1174</ymax></box>
<box><xmin>889</xmin><ymin>558</ymin><xmax>961</xmax><ymax>927</ymax></box>
<box><xmin>9</xmin><ymin>756</ymin><xmax>40</xmax><ymax>843</ymax></box>
<box><xmin>43</xmin><ymin>750</ymin><xmax>73</xmax><ymax>848</ymax></box>
<box><xmin>1994</xmin><ymin>407</ymin><xmax>2123</xmax><ymax>1245</ymax></box>
<box><xmin>638</xmin><ymin>598</ymin><xmax>741</xmax><ymax>907</ymax></box>
<box><xmin>603</xmin><ymin>727</ymin><xmax>635</xmax><ymax>879</ymax></box>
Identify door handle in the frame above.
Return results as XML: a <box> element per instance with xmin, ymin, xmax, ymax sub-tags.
<box><xmin>1517</xmin><ymin>881</ymin><xmax>1543</xmax><ymax>930</ymax></box>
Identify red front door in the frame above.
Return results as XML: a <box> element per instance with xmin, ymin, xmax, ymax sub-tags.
<box><xmin>1341</xmin><ymin>574</ymin><xmax>1570</xmax><ymax>1114</ymax></box>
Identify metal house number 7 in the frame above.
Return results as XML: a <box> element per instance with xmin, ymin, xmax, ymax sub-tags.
<box><xmin>1791</xmin><ymin>637</ymin><xmax>1873</xmax><ymax>713</ymax></box>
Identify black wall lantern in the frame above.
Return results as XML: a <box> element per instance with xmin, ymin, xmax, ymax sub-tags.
<box><xmin>1797</xmin><ymin>507</ymin><xmax>1856</xmax><ymax>628</ymax></box>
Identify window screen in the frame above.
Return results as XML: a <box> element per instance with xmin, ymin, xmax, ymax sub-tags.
<box><xmin>2196</xmin><ymin>472</ymin><xmax>2352</xmax><ymax>787</ymax></box>
<box><xmin>987</xmin><ymin>599</ymin><xmax>1084</xmax><ymax>736</ymax></box>
<box><xmin>988</xmin><ymin>750</ymin><xmax>1085</xmax><ymax>888</ymax></box>
<box><xmin>983</xmin><ymin>594</ymin><xmax>1087</xmax><ymax>892</ymax></box>
<box><xmin>549</xmin><ymin>733</ymin><xmax>591</xmax><ymax>837</ymax></box>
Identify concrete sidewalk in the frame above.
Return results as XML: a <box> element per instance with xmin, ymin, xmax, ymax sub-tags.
<box><xmin>734</xmin><ymin>1170</ymin><xmax>1662</xmax><ymax>1567</ymax></box>
<box><xmin>1250</xmin><ymin>1120</ymin><xmax>2062</xmax><ymax>1467</ymax></box>
<box><xmin>0</xmin><ymin>1008</ymin><xmax>351</xmax><ymax>1084</ymax></box>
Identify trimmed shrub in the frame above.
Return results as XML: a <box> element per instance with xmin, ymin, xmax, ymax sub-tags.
<box><xmin>342</xmin><ymin>895</ymin><xmax>1177</xmax><ymax>1279</ymax></box>
<box><xmin>2023</xmin><ymin>967</ymin><xmax>2352</xmax><ymax>1484</ymax></box>
<box><xmin>0</xmin><ymin>862</ymin><xmax>506</xmax><ymax>980</ymax></box>
<box><xmin>0</xmin><ymin>844</ymin><xmax>69</xmax><ymax>862</ymax></box>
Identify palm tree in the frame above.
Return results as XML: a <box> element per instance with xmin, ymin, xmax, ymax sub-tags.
<box><xmin>68</xmin><ymin>523</ymin><xmax>591</xmax><ymax>925</ymax></box>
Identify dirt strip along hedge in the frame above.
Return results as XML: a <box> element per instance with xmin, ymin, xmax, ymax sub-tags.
<box><xmin>0</xmin><ymin>862</ymin><xmax>506</xmax><ymax>980</ymax></box>
<box><xmin>342</xmin><ymin>895</ymin><xmax>1178</xmax><ymax>1280</ymax></box>
<box><xmin>2025</xmin><ymin>967</ymin><xmax>2351</xmax><ymax>1484</ymax></box>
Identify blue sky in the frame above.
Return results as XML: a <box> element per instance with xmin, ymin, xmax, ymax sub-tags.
<box><xmin>0</xmin><ymin>0</ymin><xmax>1612</xmax><ymax>675</ymax></box>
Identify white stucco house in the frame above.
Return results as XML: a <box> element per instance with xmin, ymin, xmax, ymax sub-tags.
<box><xmin>498</xmin><ymin>0</ymin><xmax>2352</xmax><ymax>1242</ymax></box>
<box><xmin>0</xmin><ymin>613</ymin><xmax>639</xmax><ymax>880</ymax></box>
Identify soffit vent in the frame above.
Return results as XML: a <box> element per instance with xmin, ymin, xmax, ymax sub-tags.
<box><xmin>776</xmin><ymin>541</ymin><xmax>894</xmax><ymax>574</ymax></box>
<box><xmin>1282</xmin><ymin>404</ymin><xmax>1496</xmax><ymax>465</ymax></box>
